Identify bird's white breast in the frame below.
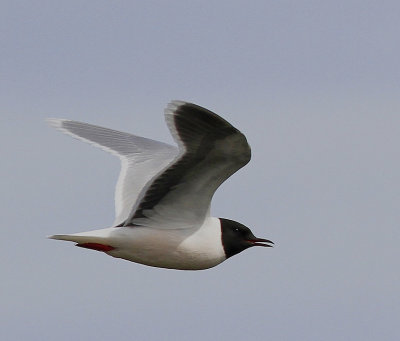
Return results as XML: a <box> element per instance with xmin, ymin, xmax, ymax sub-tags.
<box><xmin>108</xmin><ymin>217</ymin><xmax>226</xmax><ymax>270</ymax></box>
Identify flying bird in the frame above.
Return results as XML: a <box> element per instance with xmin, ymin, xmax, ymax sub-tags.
<box><xmin>48</xmin><ymin>101</ymin><xmax>273</xmax><ymax>270</ymax></box>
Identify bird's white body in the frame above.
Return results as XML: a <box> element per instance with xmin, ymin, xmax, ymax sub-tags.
<box><xmin>52</xmin><ymin>215</ymin><xmax>226</xmax><ymax>270</ymax></box>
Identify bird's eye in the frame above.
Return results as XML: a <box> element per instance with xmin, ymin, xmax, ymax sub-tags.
<box><xmin>234</xmin><ymin>228</ymin><xmax>239</xmax><ymax>232</ymax></box>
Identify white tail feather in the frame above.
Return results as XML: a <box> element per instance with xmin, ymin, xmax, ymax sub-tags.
<box><xmin>48</xmin><ymin>228</ymin><xmax>114</xmax><ymax>244</ymax></box>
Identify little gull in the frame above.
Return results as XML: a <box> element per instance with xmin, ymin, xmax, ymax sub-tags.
<box><xmin>48</xmin><ymin>101</ymin><xmax>273</xmax><ymax>270</ymax></box>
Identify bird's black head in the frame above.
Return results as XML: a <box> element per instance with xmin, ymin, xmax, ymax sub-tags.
<box><xmin>220</xmin><ymin>218</ymin><xmax>274</xmax><ymax>258</ymax></box>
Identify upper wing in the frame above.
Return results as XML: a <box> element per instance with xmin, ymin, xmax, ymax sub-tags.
<box><xmin>47</xmin><ymin>119</ymin><xmax>178</xmax><ymax>226</ymax></box>
<box><xmin>124</xmin><ymin>101</ymin><xmax>251</xmax><ymax>229</ymax></box>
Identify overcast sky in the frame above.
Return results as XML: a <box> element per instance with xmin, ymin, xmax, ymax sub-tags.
<box><xmin>1</xmin><ymin>1</ymin><xmax>400</xmax><ymax>340</ymax></box>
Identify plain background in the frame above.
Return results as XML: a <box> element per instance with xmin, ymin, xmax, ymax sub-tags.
<box><xmin>1</xmin><ymin>1</ymin><xmax>399</xmax><ymax>340</ymax></box>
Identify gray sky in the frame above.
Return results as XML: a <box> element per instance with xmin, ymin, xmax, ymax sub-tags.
<box><xmin>1</xmin><ymin>1</ymin><xmax>400</xmax><ymax>340</ymax></box>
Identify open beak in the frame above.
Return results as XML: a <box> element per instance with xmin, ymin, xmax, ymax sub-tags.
<box><xmin>247</xmin><ymin>237</ymin><xmax>274</xmax><ymax>247</ymax></box>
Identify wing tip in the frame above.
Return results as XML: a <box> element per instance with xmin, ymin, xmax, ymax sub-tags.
<box><xmin>164</xmin><ymin>100</ymin><xmax>187</xmax><ymax>116</ymax></box>
<box><xmin>46</xmin><ymin>118</ymin><xmax>67</xmax><ymax>129</ymax></box>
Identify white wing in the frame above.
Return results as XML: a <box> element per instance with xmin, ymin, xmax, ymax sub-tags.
<box><xmin>124</xmin><ymin>101</ymin><xmax>251</xmax><ymax>229</ymax></box>
<box><xmin>47</xmin><ymin>119</ymin><xmax>178</xmax><ymax>225</ymax></box>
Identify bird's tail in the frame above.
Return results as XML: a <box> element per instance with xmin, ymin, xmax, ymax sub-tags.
<box><xmin>48</xmin><ymin>228</ymin><xmax>115</xmax><ymax>252</ymax></box>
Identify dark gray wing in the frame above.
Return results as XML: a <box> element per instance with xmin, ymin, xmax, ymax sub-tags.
<box><xmin>124</xmin><ymin>101</ymin><xmax>251</xmax><ymax>229</ymax></box>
